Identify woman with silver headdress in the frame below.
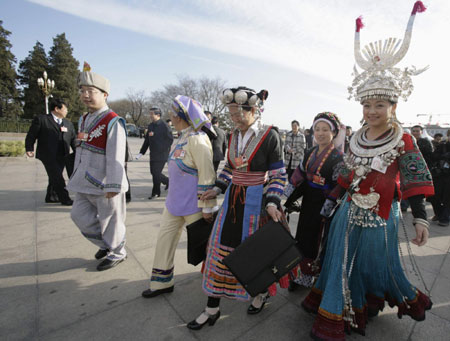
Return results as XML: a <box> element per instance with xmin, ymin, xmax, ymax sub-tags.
<box><xmin>302</xmin><ymin>2</ymin><xmax>433</xmax><ymax>339</ymax></box>
<box><xmin>186</xmin><ymin>86</ymin><xmax>288</xmax><ymax>330</ymax></box>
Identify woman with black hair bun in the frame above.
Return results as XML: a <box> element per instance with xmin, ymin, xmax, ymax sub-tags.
<box><xmin>187</xmin><ymin>86</ymin><xmax>288</xmax><ymax>330</ymax></box>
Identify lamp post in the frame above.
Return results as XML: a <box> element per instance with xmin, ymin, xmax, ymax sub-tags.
<box><xmin>37</xmin><ymin>71</ymin><xmax>55</xmax><ymax>115</ymax></box>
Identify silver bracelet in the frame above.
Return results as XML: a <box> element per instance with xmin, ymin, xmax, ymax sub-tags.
<box><xmin>266</xmin><ymin>202</ymin><xmax>277</xmax><ymax>210</ymax></box>
<box><xmin>213</xmin><ymin>186</ymin><xmax>222</xmax><ymax>195</ymax></box>
<box><xmin>413</xmin><ymin>218</ymin><xmax>430</xmax><ymax>229</ymax></box>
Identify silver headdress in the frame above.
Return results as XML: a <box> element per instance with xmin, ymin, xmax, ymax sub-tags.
<box><xmin>219</xmin><ymin>87</ymin><xmax>268</xmax><ymax>112</ymax></box>
<box><xmin>348</xmin><ymin>1</ymin><xmax>428</xmax><ymax>103</ymax></box>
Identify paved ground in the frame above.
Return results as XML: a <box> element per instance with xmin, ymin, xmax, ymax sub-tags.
<box><xmin>1</xmin><ymin>136</ymin><xmax>449</xmax><ymax>340</ymax></box>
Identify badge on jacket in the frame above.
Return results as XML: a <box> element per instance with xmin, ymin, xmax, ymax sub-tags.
<box><xmin>149</xmin><ymin>131</ymin><xmax>154</xmax><ymax>137</ymax></box>
<box><xmin>235</xmin><ymin>156</ymin><xmax>248</xmax><ymax>168</ymax></box>
<box><xmin>174</xmin><ymin>149</ymin><xmax>185</xmax><ymax>159</ymax></box>
<box><xmin>371</xmin><ymin>156</ymin><xmax>388</xmax><ymax>174</ymax></box>
<box><xmin>77</xmin><ymin>132</ymin><xmax>88</xmax><ymax>141</ymax></box>
<box><xmin>61</xmin><ymin>126</ymin><xmax>68</xmax><ymax>132</ymax></box>
<box><xmin>312</xmin><ymin>174</ymin><xmax>326</xmax><ymax>186</ymax></box>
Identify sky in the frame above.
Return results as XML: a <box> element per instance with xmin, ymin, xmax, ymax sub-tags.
<box><xmin>1</xmin><ymin>0</ymin><xmax>449</xmax><ymax>129</ymax></box>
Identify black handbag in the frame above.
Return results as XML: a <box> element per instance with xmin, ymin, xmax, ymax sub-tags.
<box><xmin>186</xmin><ymin>217</ymin><xmax>214</xmax><ymax>266</ymax></box>
<box><xmin>222</xmin><ymin>219</ymin><xmax>302</xmax><ymax>297</ymax></box>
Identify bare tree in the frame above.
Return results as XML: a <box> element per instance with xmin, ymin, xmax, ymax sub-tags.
<box><xmin>126</xmin><ymin>89</ymin><xmax>149</xmax><ymax>126</ymax></box>
<box><xmin>109</xmin><ymin>98</ymin><xmax>131</xmax><ymax>119</ymax></box>
<box><xmin>109</xmin><ymin>89</ymin><xmax>151</xmax><ymax>127</ymax></box>
<box><xmin>149</xmin><ymin>75</ymin><xmax>232</xmax><ymax>131</ymax></box>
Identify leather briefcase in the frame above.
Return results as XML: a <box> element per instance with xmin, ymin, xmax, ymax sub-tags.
<box><xmin>222</xmin><ymin>219</ymin><xmax>302</xmax><ymax>297</ymax></box>
<box><xmin>186</xmin><ymin>217</ymin><xmax>214</xmax><ymax>266</ymax></box>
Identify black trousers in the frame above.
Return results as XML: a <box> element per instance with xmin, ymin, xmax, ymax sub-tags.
<box><xmin>431</xmin><ymin>175</ymin><xmax>450</xmax><ymax>223</ymax></box>
<box><xmin>42</xmin><ymin>159</ymin><xmax>71</xmax><ymax>202</ymax></box>
<box><xmin>213</xmin><ymin>161</ymin><xmax>220</xmax><ymax>173</ymax></box>
<box><xmin>150</xmin><ymin>160</ymin><xmax>168</xmax><ymax>196</ymax></box>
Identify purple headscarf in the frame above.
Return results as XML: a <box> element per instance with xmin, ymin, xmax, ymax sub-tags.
<box><xmin>172</xmin><ymin>95</ymin><xmax>215</xmax><ymax>138</ymax></box>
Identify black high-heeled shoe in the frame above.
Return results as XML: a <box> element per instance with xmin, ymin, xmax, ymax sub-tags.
<box><xmin>187</xmin><ymin>310</ymin><xmax>221</xmax><ymax>330</ymax></box>
<box><xmin>247</xmin><ymin>294</ymin><xmax>269</xmax><ymax>315</ymax></box>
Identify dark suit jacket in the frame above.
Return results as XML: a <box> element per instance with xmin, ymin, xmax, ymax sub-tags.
<box><xmin>211</xmin><ymin>126</ymin><xmax>227</xmax><ymax>162</ymax></box>
<box><xmin>139</xmin><ymin>119</ymin><xmax>174</xmax><ymax>162</ymax></box>
<box><xmin>25</xmin><ymin>114</ymin><xmax>76</xmax><ymax>164</ymax></box>
<box><xmin>417</xmin><ymin>137</ymin><xmax>433</xmax><ymax>167</ymax></box>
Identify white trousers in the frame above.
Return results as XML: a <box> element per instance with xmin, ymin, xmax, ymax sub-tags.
<box><xmin>150</xmin><ymin>207</ymin><xmax>202</xmax><ymax>290</ymax></box>
<box><xmin>71</xmin><ymin>192</ymin><xmax>127</xmax><ymax>260</ymax></box>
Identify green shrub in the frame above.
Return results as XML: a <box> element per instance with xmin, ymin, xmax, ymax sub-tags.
<box><xmin>0</xmin><ymin>141</ymin><xmax>25</xmax><ymax>157</ymax></box>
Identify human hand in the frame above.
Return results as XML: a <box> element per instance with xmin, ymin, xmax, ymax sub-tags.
<box><xmin>266</xmin><ymin>205</ymin><xmax>282</xmax><ymax>222</ymax></box>
<box><xmin>203</xmin><ymin>212</ymin><xmax>214</xmax><ymax>223</ymax></box>
<box><xmin>105</xmin><ymin>192</ymin><xmax>119</xmax><ymax>199</ymax></box>
<box><xmin>135</xmin><ymin>153</ymin><xmax>143</xmax><ymax>160</ymax></box>
<box><xmin>412</xmin><ymin>223</ymin><xmax>429</xmax><ymax>246</ymax></box>
<box><xmin>26</xmin><ymin>151</ymin><xmax>34</xmax><ymax>158</ymax></box>
<box><xmin>200</xmin><ymin>189</ymin><xmax>218</xmax><ymax>201</ymax></box>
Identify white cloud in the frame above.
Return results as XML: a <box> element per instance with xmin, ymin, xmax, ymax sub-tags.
<box><xmin>28</xmin><ymin>0</ymin><xmax>450</xmax><ymax>128</ymax></box>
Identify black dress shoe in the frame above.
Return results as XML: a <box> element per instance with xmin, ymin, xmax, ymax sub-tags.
<box><xmin>94</xmin><ymin>248</ymin><xmax>109</xmax><ymax>260</ymax></box>
<box><xmin>141</xmin><ymin>286</ymin><xmax>174</xmax><ymax>298</ymax></box>
<box><xmin>45</xmin><ymin>198</ymin><xmax>60</xmax><ymax>203</ymax></box>
<box><xmin>61</xmin><ymin>199</ymin><xmax>73</xmax><ymax>206</ymax></box>
<box><xmin>187</xmin><ymin>311</ymin><xmax>220</xmax><ymax>330</ymax></box>
<box><xmin>97</xmin><ymin>257</ymin><xmax>126</xmax><ymax>271</ymax></box>
<box><xmin>148</xmin><ymin>194</ymin><xmax>160</xmax><ymax>200</ymax></box>
<box><xmin>247</xmin><ymin>295</ymin><xmax>269</xmax><ymax>315</ymax></box>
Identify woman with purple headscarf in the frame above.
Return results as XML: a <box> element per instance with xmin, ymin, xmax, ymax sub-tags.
<box><xmin>141</xmin><ymin>95</ymin><xmax>218</xmax><ymax>298</ymax></box>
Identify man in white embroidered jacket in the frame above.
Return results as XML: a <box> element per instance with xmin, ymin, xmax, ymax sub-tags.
<box><xmin>67</xmin><ymin>63</ymin><xmax>128</xmax><ymax>271</ymax></box>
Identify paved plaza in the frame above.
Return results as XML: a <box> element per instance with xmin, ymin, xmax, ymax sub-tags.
<box><xmin>1</xmin><ymin>135</ymin><xmax>449</xmax><ymax>340</ymax></box>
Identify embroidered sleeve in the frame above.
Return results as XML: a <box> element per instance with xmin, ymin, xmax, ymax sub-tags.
<box><xmin>266</xmin><ymin>130</ymin><xmax>287</xmax><ymax>205</ymax></box>
<box><xmin>337</xmin><ymin>166</ymin><xmax>353</xmax><ymax>189</ymax></box>
<box><xmin>266</xmin><ymin>160</ymin><xmax>287</xmax><ymax>206</ymax></box>
<box><xmin>187</xmin><ymin>134</ymin><xmax>217</xmax><ymax>208</ymax></box>
<box><xmin>327</xmin><ymin>159</ymin><xmax>346</xmax><ymax>201</ymax></box>
<box><xmin>104</xmin><ymin>118</ymin><xmax>127</xmax><ymax>193</ymax></box>
<box><xmin>216</xmin><ymin>161</ymin><xmax>233</xmax><ymax>193</ymax></box>
<box><xmin>399</xmin><ymin>134</ymin><xmax>434</xmax><ymax>199</ymax></box>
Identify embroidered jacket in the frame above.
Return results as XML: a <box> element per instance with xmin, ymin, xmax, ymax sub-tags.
<box><xmin>165</xmin><ymin>127</ymin><xmax>217</xmax><ymax>216</ymax></box>
<box><xmin>216</xmin><ymin>124</ymin><xmax>287</xmax><ymax>206</ymax></box>
<box><xmin>67</xmin><ymin>107</ymin><xmax>128</xmax><ymax>195</ymax></box>
<box><xmin>337</xmin><ymin>132</ymin><xmax>434</xmax><ymax>220</ymax></box>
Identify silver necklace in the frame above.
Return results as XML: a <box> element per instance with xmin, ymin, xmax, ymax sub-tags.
<box><xmin>349</xmin><ymin>122</ymin><xmax>404</xmax><ymax>158</ymax></box>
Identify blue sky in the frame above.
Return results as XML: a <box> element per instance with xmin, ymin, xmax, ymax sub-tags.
<box><xmin>1</xmin><ymin>0</ymin><xmax>449</xmax><ymax>129</ymax></box>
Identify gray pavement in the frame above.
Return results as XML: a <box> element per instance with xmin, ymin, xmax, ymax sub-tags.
<box><xmin>1</xmin><ymin>136</ymin><xmax>449</xmax><ymax>340</ymax></box>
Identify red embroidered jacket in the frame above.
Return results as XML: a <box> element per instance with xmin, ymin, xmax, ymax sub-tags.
<box><xmin>337</xmin><ymin>133</ymin><xmax>434</xmax><ymax>220</ymax></box>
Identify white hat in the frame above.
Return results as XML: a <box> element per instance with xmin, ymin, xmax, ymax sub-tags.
<box><xmin>78</xmin><ymin>62</ymin><xmax>110</xmax><ymax>94</ymax></box>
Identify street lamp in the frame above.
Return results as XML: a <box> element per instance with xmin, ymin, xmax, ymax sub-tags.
<box><xmin>37</xmin><ymin>71</ymin><xmax>55</xmax><ymax>115</ymax></box>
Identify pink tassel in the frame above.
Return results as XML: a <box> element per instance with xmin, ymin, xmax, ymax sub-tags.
<box><xmin>412</xmin><ymin>1</ymin><xmax>427</xmax><ymax>15</ymax></box>
<box><xmin>356</xmin><ymin>16</ymin><xmax>364</xmax><ymax>32</ymax></box>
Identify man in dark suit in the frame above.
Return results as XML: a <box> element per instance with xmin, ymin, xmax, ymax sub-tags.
<box><xmin>210</xmin><ymin>116</ymin><xmax>227</xmax><ymax>172</ymax></box>
<box><xmin>136</xmin><ymin>107</ymin><xmax>174</xmax><ymax>199</ymax></box>
<box><xmin>25</xmin><ymin>98</ymin><xmax>76</xmax><ymax>205</ymax></box>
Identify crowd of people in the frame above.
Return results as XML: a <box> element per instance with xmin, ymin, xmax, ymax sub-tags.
<box><xmin>23</xmin><ymin>2</ymin><xmax>450</xmax><ymax>339</ymax></box>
